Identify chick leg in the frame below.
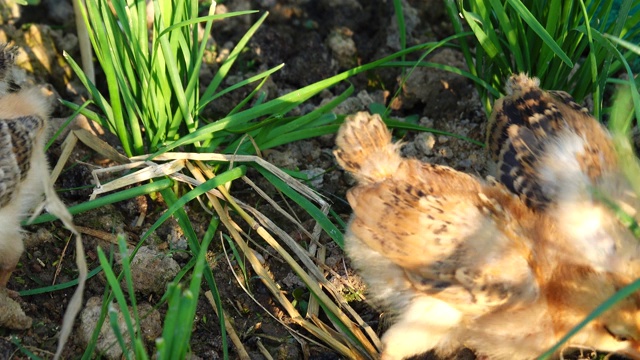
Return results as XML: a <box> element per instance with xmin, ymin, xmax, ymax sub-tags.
<box><xmin>0</xmin><ymin>266</ymin><xmax>14</xmax><ymax>287</ymax></box>
<box><xmin>0</xmin><ymin>226</ymin><xmax>23</xmax><ymax>288</ymax></box>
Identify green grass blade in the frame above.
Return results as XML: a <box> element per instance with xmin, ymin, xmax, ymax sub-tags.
<box><xmin>46</xmin><ymin>101</ymin><xmax>91</xmax><ymax>150</ymax></box>
<box><xmin>259</xmin><ymin>124</ymin><xmax>340</xmax><ymax>150</ymax></box>
<box><xmin>537</xmin><ymin>277</ymin><xmax>640</xmax><ymax>359</ymax></box>
<box><xmin>590</xmin><ymin>30</ymin><xmax>640</xmax><ymax>123</ymax></box>
<box><xmin>392</xmin><ymin>0</ymin><xmax>407</xmax><ymax>66</ymax></box>
<box><xmin>159</xmin><ymin>189</ymin><xmax>229</xmax><ymax>359</ymax></box>
<box><xmin>63</xmin><ymin>52</ymin><xmax>114</xmax><ymax>131</ymax></box>
<box><xmin>18</xmin><ymin>266</ymin><xmax>102</xmax><ymax>296</ymax></box>
<box><xmin>255</xmin><ymin>166</ymin><xmax>344</xmax><ymax>248</ymax></box>
<box><xmin>97</xmin><ymin>243</ymin><xmax>137</xmax><ymax>356</ymax></box>
<box><xmin>118</xmin><ymin>238</ymin><xmax>141</xmax><ymax>337</ymax></box>
<box><xmin>200</xmin><ymin>11</ymin><xmax>269</xmax><ymax>109</ymax></box>
<box><xmin>459</xmin><ymin>8</ymin><xmax>503</xmax><ymax>64</ymax></box>
<box><xmin>158</xmin><ymin>11</ymin><xmax>258</xmax><ymax>38</ymax></box>
<box><xmin>152</xmin><ymin>34</ymin><xmax>471</xmax><ymax>156</ymax></box>
<box><xmin>107</xmin><ymin>304</ymin><xmax>131</xmax><ymax>360</ymax></box>
<box><xmin>488</xmin><ymin>0</ymin><xmax>525</xmax><ymax>70</ymax></box>
<box><xmin>27</xmin><ymin>179</ymin><xmax>174</xmax><ymax>225</ymax></box>
<box><xmin>204</xmin><ymin>64</ymin><xmax>284</xmax><ymax>107</ymax></box>
<box><xmin>506</xmin><ymin>0</ymin><xmax>573</xmax><ymax>67</ymax></box>
<box><xmin>155</xmin><ymin>6</ymin><xmax>196</xmax><ymax>139</ymax></box>
<box><xmin>254</xmin><ymin>84</ymin><xmax>353</xmax><ymax>147</ymax></box>
<box><xmin>89</xmin><ymin>0</ymin><xmax>132</xmax><ymax>155</ymax></box>
<box><xmin>577</xmin><ymin>0</ymin><xmax>600</xmax><ymax>118</ymax></box>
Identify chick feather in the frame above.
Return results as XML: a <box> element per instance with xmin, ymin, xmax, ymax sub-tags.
<box><xmin>335</xmin><ymin>74</ymin><xmax>640</xmax><ymax>360</ymax></box>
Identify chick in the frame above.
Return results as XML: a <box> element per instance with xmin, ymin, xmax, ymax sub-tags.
<box><xmin>0</xmin><ymin>43</ymin><xmax>18</xmax><ymax>96</ymax></box>
<box><xmin>0</xmin><ymin>44</ymin><xmax>51</xmax><ymax>288</ymax></box>
<box><xmin>335</xmin><ymin>74</ymin><xmax>640</xmax><ymax>360</ymax></box>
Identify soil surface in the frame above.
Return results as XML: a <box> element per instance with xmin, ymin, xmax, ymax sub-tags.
<box><xmin>0</xmin><ymin>0</ymin><xmax>490</xmax><ymax>359</ymax></box>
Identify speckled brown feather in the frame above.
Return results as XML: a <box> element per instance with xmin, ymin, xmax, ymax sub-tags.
<box><xmin>336</xmin><ymin>107</ymin><xmax>640</xmax><ymax>360</ymax></box>
<box><xmin>0</xmin><ymin>44</ymin><xmax>17</xmax><ymax>95</ymax></box>
<box><xmin>487</xmin><ymin>74</ymin><xmax>617</xmax><ymax>210</ymax></box>
<box><xmin>7</xmin><ymin>116</ymin><xmax>44</xmax><ymax>179</ymax></box>
<box><xmin>0</xmin><ymin>43</ymin><xmax>84</xmax><ymax>360</ymax></box>
<box><xmin>0</xmin><ymin>44</ymin><xmax>16</xmax><ymax>78</ymax></box>
<box><xmin>334</xmin><ymin>112</ymin><xmax>400</xmax><ymax>185</ymax></box>
<box><xmin>0</xmin><ymin>44</ymin><xmax>51</xmax><ymax>288</ymax></box>
<box><xmin>0</xmin><ymin>116</ymin><xmax>45</xmax><ymax>208</ymax></box>
<box><xmin>0</xmin><ymin>43</ymin><xmax>45</xmax><ymax>209</ymax></box>
<box><xmin>335</xmin><ymin>113</ymin><xmax>537</xmax><ymax>314</ymax></box>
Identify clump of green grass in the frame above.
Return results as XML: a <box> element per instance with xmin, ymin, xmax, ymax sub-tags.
<box><xmin>65</xmin><ymin>0</ymin><xmax>263</xmax><ymax>156</ymax></box>
<box><xmin>446</xmin><ymin>0</ymin><xmax>640</xmax><ymax>119</ymax></box>
<box><xmin>37</xmin><ymin>0</ymin><xmax>468</xmax><ymax>358</ymax></box>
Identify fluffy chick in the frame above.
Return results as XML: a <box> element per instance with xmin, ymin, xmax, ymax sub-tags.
<box><xmin>0</xmin><ymin>45</ymin><xmax>51</xmax><ymax>287</ymax></box>
<box><xmin>335</xmin><ymin>75</ymin><xmax>640</xmax><ymax>360</ymax></box>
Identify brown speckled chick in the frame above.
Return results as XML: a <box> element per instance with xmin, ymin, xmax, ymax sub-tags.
<box><xmin>335</xmin><ymin>74</ymin><xmax>640</xmax><ymax>360</ymax></box>
<box><xmin>0</xmin><ymin>44</ymin><xmax>85</xmax><ymax>360</ymax></box>
<box><xmin>0</xmin><ymin>44</ymin><xmax>51</xmax><ymax>288</ymax></box>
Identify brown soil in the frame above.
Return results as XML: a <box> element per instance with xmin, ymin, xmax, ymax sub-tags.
<box><xmin>0</xmin><ymin>0</ymin><xmax>489</xmax><ymax>359</ymax></box>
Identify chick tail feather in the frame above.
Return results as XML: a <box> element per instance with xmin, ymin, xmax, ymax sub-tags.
<box><xmin>334</xmin><ymin>112</ymin><xmax>403</xmax><ymax>185</ymax></box>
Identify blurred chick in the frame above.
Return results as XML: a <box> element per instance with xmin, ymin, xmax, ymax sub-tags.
<box><xmin>335</xmin><ymin>74</ymin><xmax>640</xmax><ymax>360</ymax></box>
<box><xmin>0</xmin><ymin>44</ymin><xmax>51</xmax><ymax>288</ymax></box>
